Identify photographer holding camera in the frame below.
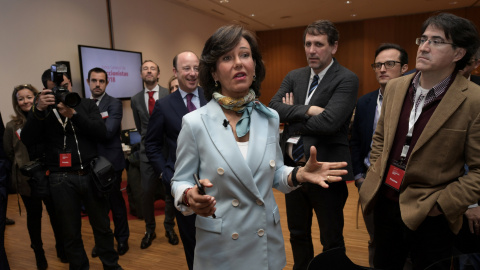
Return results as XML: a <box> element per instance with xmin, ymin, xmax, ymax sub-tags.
<box><xmin>3</xmin><ymin>84</ymin><xmax>66</xmax><ymax>269</ymax></box>
<box><xmin>21</xmin><ymin>66</ymin><xmax>122</xmax><ymax>270</ymax></box>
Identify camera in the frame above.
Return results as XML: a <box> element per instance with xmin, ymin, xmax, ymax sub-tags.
<box><xmin>50</xmin><ymin>64</ymin><xmax>81</xmax><ymax>108</ymax></box>
<box><xmin>20</xmin><ymin>159</ymin><xmax>44</xmax><ymax>177</ymax></box>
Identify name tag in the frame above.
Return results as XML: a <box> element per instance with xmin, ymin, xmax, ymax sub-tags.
<box><xmin>59</xmin><ymin>153</ymin><xmax>72</xmax><ymax>167</ymax></box>
<box><xmin>101</xmin><ymin>111</ymin><xmax>109</xmax><ymax>119</ymax></box>
<box><xmin>15</xmin><ymin>128</ymin><xmax>21</xmax><ymax>140</ymax></box>
<box><xmin>287</xmin><ymin>135</ymin><xmax>301</xmax><ymax>144</ymax></box>
<box><xmin>385</xmin><ymin>163</ymin><xmax>405</xmax><ymax>191</ymax></box>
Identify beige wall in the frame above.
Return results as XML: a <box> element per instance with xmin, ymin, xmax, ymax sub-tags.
<box><xmin>0</xmin><ymin>0</ymin><xmax>227</xmax><ymax>129</ymax></box>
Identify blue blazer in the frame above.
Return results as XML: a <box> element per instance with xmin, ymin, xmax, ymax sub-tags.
<box><xmin>145</xmin><ymin>88</ymin><xmax>207</xmax><ymax>183</ymax></box>
<box><xmin>171</xmin><ymin>100</ymin><xmax>295</xmax><ymax>270</ymax></box>
<box><xmin>97</xmin><ymin>93</ymin><xmax>125</xmax><ymax>171</ymax></box>
<box><xmin>350</xmin><ymin>90</ymin><xmax>379</xmax><ymax>177</ymax></box>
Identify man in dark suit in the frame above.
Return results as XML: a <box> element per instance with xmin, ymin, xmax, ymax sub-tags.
<box><xmin>145</xmin><ymin>51</ymin><xmax>206</xmax><ymax>270</ymax></box>
<box><xmin>269</xmin><ymin>20</ymin><xmax>358</xmax><ymax>269</ymax></box>
<box><xmin>131</xmin><ymin>60</ymin><xmax>176</xmax><ymax>249</ymax></box>
<box><xmin>0</xmin><ymin>111</ymin><xmax>10</xmax><ymax>270</ymax></box>
<box><xmin>87</xmin><ymin>67</ymin><xmax>130</xmax><ymax>256</ymax></box>
<box><xmin>350</xmin><ymin>43</ymin><xmax>408</xmax><ymax>267</ymax></box>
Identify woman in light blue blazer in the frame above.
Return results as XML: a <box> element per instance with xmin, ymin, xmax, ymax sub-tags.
<box><xmin>171</xmin><ymin>25</ymin><xmax>348</xmax><ymax>270</ymax></box>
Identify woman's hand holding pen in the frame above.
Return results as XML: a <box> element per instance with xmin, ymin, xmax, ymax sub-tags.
<box><xmin>186</xmin><ymin>179</ymin><xmax>217</xmax><ymax>217</ymax></box>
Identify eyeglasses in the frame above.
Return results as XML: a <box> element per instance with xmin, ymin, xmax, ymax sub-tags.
<box><xmin>415</xmin><ymin>37</ymin><xmax>455</xmax><ymax>47</ymax></box>
<box><xmin>371</xmin><ymin>61</ymin><xmax>401</xmax><ymax>70</ymax></box>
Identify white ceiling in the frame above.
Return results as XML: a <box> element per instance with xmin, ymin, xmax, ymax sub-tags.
<box><xmin>166</xmin><ymin>0</ymin><xmax>480</xmax><ymax>31</ymax></box>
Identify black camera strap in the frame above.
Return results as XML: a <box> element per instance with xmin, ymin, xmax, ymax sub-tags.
<box><xmin>53</xmin><ymin>109</ymin><xmax>84</xmax><ymax>169</ymax></box>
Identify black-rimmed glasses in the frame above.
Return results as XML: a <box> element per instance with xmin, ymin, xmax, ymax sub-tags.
<box><xmin>371</xmin><ymin>61</ymin><xmax>401</xmax><ymax>70</ymax></box>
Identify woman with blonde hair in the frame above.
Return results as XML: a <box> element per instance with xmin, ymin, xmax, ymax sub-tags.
<box><xmin>3</xmin><ymin>84</ymin><xmax>65</xmax><ymax>269</ymax></box>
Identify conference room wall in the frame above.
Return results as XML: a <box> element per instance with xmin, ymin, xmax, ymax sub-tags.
<box><xmin>256</xmin><ymin>7</ymin><xmax>480</xmax><ymax>105</ymax></box>
<box><xmin>0</xmin><ymin>0</ymin><xmax>227</xmax><ymax>129</ymax></box>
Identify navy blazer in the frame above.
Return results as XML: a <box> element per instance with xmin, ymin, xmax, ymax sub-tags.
<box><xmin>350</xmin><ymin>90</ymin><xmax>379</xmax><ymax>177</ymax></box>
<box><xmin>269</xmin><ymin>59</ymin><xmax>358</xmax><ymax>180</ymax></box>
<box><xmin>97</xmin><ymin>93</ymin><xmax>125</xmax><ymax>171</ymax></box>
<box><xmin>145</xmin><ymin>88</ymin><xmax>207</xmax><ymax>184</ymax></box>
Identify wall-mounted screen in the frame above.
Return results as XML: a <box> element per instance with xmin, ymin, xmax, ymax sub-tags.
<box><xmin>78</xmin><ymin>45</ymin><xmax>143</xmax><ymax>99</ymax></box>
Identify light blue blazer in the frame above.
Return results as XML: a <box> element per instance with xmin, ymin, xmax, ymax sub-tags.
<box><xmin>172</xmin><ymin>100</ymin><xmax>294</xmax><ymax>270</ymax></box>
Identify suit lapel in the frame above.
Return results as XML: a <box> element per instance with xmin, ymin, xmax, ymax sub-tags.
<box><xmin>385</xmin><ymin>77</ymin><xmax>411</xmax><ymax>152</ymax></box>
<box><xmin>171</xmin><ymin>91</ymin><xmax>189</xmax><ymax>118</ymax></box>
<box><xmin>246</xmin><ymin>108</ymin><xmax>267</xmax><ymax>176</ymax></box>
<box><xmin>310</xmin><ymin>60</ymin><xmax>338</xmax><ymax>103</ymax></box>
<box><xmin>200</xmin><ymin>101</ymin><xmax>261</xmax><ymax>199</ymax></box>
<box><xmin>412</xmin><ymin>75</ymin><xmax>467</xmax><ymax>153</ymax></box>
<box><xmin>297</xmin><ymin>68</ymin><xmax>311</xmax><ymax>105</ymax></box>
<box><xmin>364</xmin><ymin>91</ymin><xmax>378</xmax><ymax>138</ymax></box>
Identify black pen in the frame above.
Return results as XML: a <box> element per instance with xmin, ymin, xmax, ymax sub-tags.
<box><xmin>193</xmin><ymin>174</ymin><xmax>216</xmax><ymax>218</ymax></box>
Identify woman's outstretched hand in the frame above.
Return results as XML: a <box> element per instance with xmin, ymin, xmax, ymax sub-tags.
<box><xmin>297</xmin><ymin>146</ymin><xmax>348</xmax><ymax>188</ymax></box>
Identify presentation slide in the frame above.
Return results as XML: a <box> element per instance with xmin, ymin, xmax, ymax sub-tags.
<box><xmin>79</xmin><ymin>45</ymin><xmax>143</xmax><ymax>99</ymax></box>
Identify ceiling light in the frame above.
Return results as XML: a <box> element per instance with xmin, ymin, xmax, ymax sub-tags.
<box><xmin>346</xmin><ymin>1</ymin><xmax>351</xmax><ymax>4</ymax></box>
<box><xmin>220</xmin><ymin>0</ymin><xmax>229</xmax><ymax>3</ymax></box>
<box><xmin>251</xmin><ymin>14</ymin><xmax>255</xmax><ymax>17</ymax></box>
<box><xmin>351</xmin><ymin>14</ymin><xmax>357</xmax><ymax>17</ymax></box>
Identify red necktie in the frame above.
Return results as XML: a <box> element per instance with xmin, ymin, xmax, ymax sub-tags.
<box><xmin>148</xmin><ymin>91</ymin><xmax>155</xmax><ymax>115</ymax></box>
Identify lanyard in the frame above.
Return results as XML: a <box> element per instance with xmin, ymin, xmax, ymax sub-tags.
<box><xmin>400</xmin><ymin>87</ymin><xmax>430</xmax><ymax>161</ymax></box>
<box><xmin>53</xmin><ymin>109</ymin><xmax>84</xmax><ymax>169</ymax></box>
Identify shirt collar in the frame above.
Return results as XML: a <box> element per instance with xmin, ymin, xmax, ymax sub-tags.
<box><xmin>179</xmin><ymin>87</ymin><xmax>199</xmax><ymax>99</ymax></box>
<box><xmin>144</xmin><ymin>84</ymin><xmax>160</xmax><ymax>93</ymax></box>
<box><xmin>90</xmin><ymin>92</ymin><xmax>106</xmax><ymax>103</ymax></box>
<box><xmin>310</xmin><ymin>58</ymin><xmax>334</xmax><ymax>79</ymax></box>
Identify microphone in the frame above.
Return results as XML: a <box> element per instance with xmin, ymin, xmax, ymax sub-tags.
<box><xmin>223</xmin><ymin>119</ymin><xmax>229</xmax><ymax>127</ymax></box>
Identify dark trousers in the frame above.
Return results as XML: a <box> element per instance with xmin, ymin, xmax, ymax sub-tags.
<box><xmin>21</xmin><ymin>194</ymin><xmax>64</xmax><ymax>256</ymax></box>
<box><xmin>163</xmin><ymin>182</ymin><xmax>176</xmax><ymax>232</ymax></box>
<box><xmin>49</xmin><ymin>172</ymin><xmax>119</xmax><ymax>270</ymax></box>
<box><xmin>140</xmin><ymin>160</ymin><xmax>158</xmax><ymax>233</ymax></box>
<box><xmin>174</xmin><ymin>209</ymin><xmax>196</xmax><ymax>270</ymax></box>
<box><xmin>285</xmin><ymin>180</ymin><xmax>348</xmax><ymax>270</ymax></box>
<box><xmin>373</xmin><ymin>196</ymin><xmax>454</xmax><ymax>270</ymax></box>
<box><xmin>0</xmin><ymin>159</ymin><xmax>9</xmax><ymax>269</ymax></box>
<box><xmin>107</xmin><ymin>170</ymin><xmax>129</xmax><ymax>244</ymax></box>
<box><xmin>140</xmin><ymin>161</ymin><xmax>176</xmax><ymax>234</ymax></box>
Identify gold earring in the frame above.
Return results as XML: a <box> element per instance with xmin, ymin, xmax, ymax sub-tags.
<box><xmin>215</xmin><ymin>81</ymin><xmax>218</xmax><ymax>87</ymax></box>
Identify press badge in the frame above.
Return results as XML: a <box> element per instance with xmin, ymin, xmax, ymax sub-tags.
<box><xmin>101</xmin><ymin>111</ymin><xmax>109</xmax><ymax>119</ymax></box>
<box><xmin>59</xmin><ymin>150</ymin><xmax>72</xmax><ymax>167</ymax></box>
<box><xmin>287</xmin><ymin>135</ymin><xmax>301</xmax><ymax>144</ymax></box>
<box><xmin>385</xmin><ymin>161</ymin><xmax>405</xmax><ymax>191</ymax></box>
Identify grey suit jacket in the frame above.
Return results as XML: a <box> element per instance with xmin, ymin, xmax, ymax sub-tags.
<box><xmin>130</xmin><ymin>85</ymin><xmax>168</xmax><ymax>162</ymax></box>
<box><xmin>269</xmin><ymin>59</ymin><xmax>359</xmax><ymax>180</ymax></box>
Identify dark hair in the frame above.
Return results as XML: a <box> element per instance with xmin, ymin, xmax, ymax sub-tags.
<box><xmin>374</xmin><ymin>43</ymin><xmax>409</xmax><ymax>65</ymax></box>
<box><xmin>303</xmin><ymin>20</ymin><xmax>339</xmax><ymax>46</ymax></box>
<box><xmin>41</xmin><ymin>69</ymin><xmax>71</xmax><ymax>89</ymax></box>
<box><xmin>141</xmin><ymin>60</ymin><xmax>160</xmax><ymax>73</ymax></box>
<box><xmin>199</xmin><ymin>25</ymin><xmax>266</xmax><ymax>101</ymax></box>
<box><xmin>11</xmin><ymin>84</ymin><xmax>39</xmax><ymax>126</ymax></box>
<box><xmin>41</xmin><ymin>69</ymin><xmax>51</xmax><ymax>88</ymax></box>
<box><xmin>88</xmin><ymin>67</ymin><xmax>108</xmax><ymax>81</ymax></box>
<box><xmin>421</xmin><ymin>13</ymin><xmax>480</xmax><ymax>71</ymax></box>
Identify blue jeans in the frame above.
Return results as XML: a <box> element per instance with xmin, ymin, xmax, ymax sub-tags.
<box><xmin>49</xmin><ymin>172</ymin><xmax>119</xmax><ymax>270</ymax></box>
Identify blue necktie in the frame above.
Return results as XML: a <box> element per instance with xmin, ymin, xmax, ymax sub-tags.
<box><xmin>308</xmin><ymin>75</ymin><xmax>319</xmax><ymax>97</ymax></box>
